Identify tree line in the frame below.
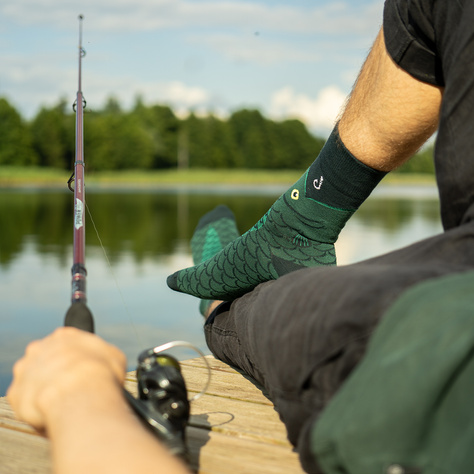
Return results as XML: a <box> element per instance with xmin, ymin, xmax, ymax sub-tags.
<box><xmin>0</xmin><ymin>96</ymin><xmax>434</xmax><ymax>173</ymax></box>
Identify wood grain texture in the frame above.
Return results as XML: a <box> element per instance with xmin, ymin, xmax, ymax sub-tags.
<box><xmin>1</xmin><ymin>356</ymin><xmax>304</xmax><ymax>473</ymax></box>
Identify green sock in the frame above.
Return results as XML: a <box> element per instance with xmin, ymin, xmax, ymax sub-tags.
<box><xmin>167</xmin><ymin>126</ymin><xmax>387</xmax><ymax>300</ymax></box>
<box><xmin>188</xmin><ymin>205</ymin><xmax>240</xmax><ymax>315</ymax></box>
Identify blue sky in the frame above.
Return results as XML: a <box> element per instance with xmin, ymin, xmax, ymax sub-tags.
<box><xmin>0</xmin><ymin>0</ymin><xmax>383</xmax><ymax>135</ymax></box>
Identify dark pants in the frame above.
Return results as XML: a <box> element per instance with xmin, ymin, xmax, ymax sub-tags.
<box><xmin>205</xmin><ymin>223</ymin><xmax>474</xmax><ymax>472</ymax></box>
<box><xmin>205</xmin><ymin>1</ymin><xmax>474</xmax><ymax>472</ymax></box>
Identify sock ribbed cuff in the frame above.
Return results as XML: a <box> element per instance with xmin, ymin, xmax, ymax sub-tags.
<box><xmin>305</xmin><ymin>126</ymin><xmax>387</xmax><ymax>210</ymax></box>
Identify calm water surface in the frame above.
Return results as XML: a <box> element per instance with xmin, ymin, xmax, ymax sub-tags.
<box><xmin>0</xmin><ymin>184</ymin><xmax>442</xmax><ymax>395</ymax></box>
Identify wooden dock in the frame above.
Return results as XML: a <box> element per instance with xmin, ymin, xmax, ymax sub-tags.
<box><xmin>0</xmin><ymin>356</ymin><xmax>304</xmax><ymax>473</ymax></box>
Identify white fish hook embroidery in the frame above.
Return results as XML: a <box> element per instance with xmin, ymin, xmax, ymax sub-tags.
<box><xmin>313</xmin><ymin>176</ymin><xmax>324</xmax><ymax>190</ymax></box>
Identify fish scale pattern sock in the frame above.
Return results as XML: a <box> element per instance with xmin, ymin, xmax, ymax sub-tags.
<box><xmin>167</xmin><ymin>126</ymin><xmax>387</xmax><ymax>301</ymax></box>
<box><xmin>189</xmin><ymin>205</ymin><xmax>240</xmax><ymax>315</ymax></box>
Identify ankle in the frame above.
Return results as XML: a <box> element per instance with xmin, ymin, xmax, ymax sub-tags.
<box><xmin>204</xmin><ymin>300</ymin><xmax>223</xmax><ymax>318</ymax></box>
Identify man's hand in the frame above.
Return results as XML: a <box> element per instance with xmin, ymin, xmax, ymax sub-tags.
<box><xmin>7</xmin><ymin>327</ymin><xmax>191</xmax><ymax>474</ymax></box>
<box><xmin>7</xmin><ymin>327</ymin><xmax>126</xmax><ymax>431</ymax></box>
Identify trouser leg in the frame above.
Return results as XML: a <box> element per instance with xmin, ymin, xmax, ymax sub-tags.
<box><xmin>204</xmin><ymin>221</ymin><xmax>474</xmax><ymax>472</ymax></box>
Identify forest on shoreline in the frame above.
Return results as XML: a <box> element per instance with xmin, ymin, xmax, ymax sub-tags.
<box><xmin>0</xmin><ymin>96</ymin><xmax>435</xmax><ymax>175</ymax></box>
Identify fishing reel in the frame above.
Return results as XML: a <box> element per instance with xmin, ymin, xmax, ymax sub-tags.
<box><xmin>124</xmin><ymin>347</ymin><xmax>190</xmax><ymax>458</ymax></box>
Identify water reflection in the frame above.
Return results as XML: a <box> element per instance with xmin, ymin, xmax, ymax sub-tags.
<box><xmin>0</xmin><ymin>185</ymin><xmax>442</xmax><ymax>396</ymax></box>
<box><xmin>0</xmin><ymin>189</ymin><xmax>280</xmax><ymax>266</ymax></box>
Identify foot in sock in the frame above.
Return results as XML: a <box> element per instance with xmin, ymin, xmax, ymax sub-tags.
<box><xmin>167</xmin><ymin>127</ymin><xmax>387</xmax><ymax>301</ymax></box>
<box><xmin>188</xmin><ymin>205</ymin><xmax>240</xmax><ymax>315</ymax></box>
<box><xmin>168</xmin><ymin>176</ymin><xmax>341</xmax><ymax>301</ymax></box>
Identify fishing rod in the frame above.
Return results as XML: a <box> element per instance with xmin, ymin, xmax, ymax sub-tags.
<box><xmin>64</xmin><ymin>14</ymin><xmax>94</xmax><ymax>332</ymax></box>
<box><xmin>62</xmin><ymin>15</ymin><xmax>195</xmax><ymax>458</ymax></box>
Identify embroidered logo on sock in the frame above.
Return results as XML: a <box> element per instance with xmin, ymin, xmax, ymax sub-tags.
<box><xmin>313</xmin><ymin>176</ymin><xmax>324</xmax><ymax>190</ymax></box>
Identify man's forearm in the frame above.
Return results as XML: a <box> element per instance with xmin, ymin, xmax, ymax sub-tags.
<box><xmin>338</xmin><ymin>28</ymin><xmax>443</xmax><ymax>172</ymax></box>
<box><xmin>45</xmin><ymin>377</ymin><xmax>191</xmax><ymax>474</ymax></box>
<box><xmin>8</xmin><ymin>328</ymin><xmax>191</xmax><ymax>474</ymax></box>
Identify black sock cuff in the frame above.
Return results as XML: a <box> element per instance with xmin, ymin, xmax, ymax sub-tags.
<box><xmin>305</xmin><ymin>126</ymin><xmax>387</xmax><ymax>210</ymax></box>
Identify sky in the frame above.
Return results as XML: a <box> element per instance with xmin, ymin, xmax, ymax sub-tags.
<box><xmin>0</xmin><ymin>0</ymin><xmax>384</xmax><ymax>135</ymax></box>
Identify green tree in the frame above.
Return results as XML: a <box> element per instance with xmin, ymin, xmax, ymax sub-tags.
<box><xmin>185</xmin><ymin>114</ymin><xmax>240</xmax><ymax>168</ymax></box>
<box><xmin>183</xmin><ymin>113</ymin><xmax>206</xmax><ymax>168</ymax></box>
<box><xmin>132</xmin><ymin>100</ymin><xmax>179</xmax><ymax>169</ymax></box>
<box><xmin>30</xmin><ymin>99</ymin><xmax>75</xmax><ymax>169</ymax></box>
<box><xmin>85</xmin><ymin>98</ymin><xmax>155</xmax><ymax>170</ymax></box>
<box><xmin>205</xmin><ymin>115</ymin><xmax>240</xmax><ymax>168</ymax></box>
<box><xmin>228</xmin><ymin>109</ymin><xmax>272</xmax><ymax>168</ymax></box>
<box><xmin>227</xmin><ymin>110</ymin><xmax>324</xmax><ymax>170</ymax></box>
<box><xmin>396</xmin><ymin>145</ymin><xmax>435</xmax><ymax>174</ymax></box>
<box><xmin>0</xmin><ymin>98</ymin><xmax>38</xmax><ymax>165</ymax></box>
<box><xmin>268</xmin><ymin>119</ymin><xmax>325</xmax><ymax>170</ymax></box>
<box><xmin>102</xmin><ymin>96</ymin><xmax>122</xmax><ymax>115</ymax></box>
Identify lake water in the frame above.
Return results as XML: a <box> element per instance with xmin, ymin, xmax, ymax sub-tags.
<box><xmin>0</xmin><ymin>183</ymin><xmax>442</xmax><ymax>396</ymax></box>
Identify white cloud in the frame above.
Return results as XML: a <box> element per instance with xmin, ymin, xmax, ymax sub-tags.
<box><xmin>269</xmin><ymin>85</ymin><xmax>347</xmax><ymax>133</ymax></box>
<box><xmin>0</xmin><ymin>55</ymin><xmax>75</xmax><ymax>116</ymax></box>
<box><xmin>195</xmin><ymin>33</ymin><xmax>321</xmax><ymax>65</ymax></box>
<box><xmin>0</xmin><ymin>51</ymin><xmax>211</xmax><ymax>117</ymax></box>
<box><xmin>155</xmin><ymin>81</ymin><xmax>209</xmax><ymax>106</ymax></box>
<box><xmin>1</xmin><ymin>0</ymin><xmax>382</xmax><ymax>36</ymax></box>
<box><xmin>0</xmin><ymin>1</ymin><xmax>382</xmax><ymax>123</ymax></box>
<box><xmin>87</xmin><ymin>76</ymin><xmax>211</xmax><ymax>110</ymax></box>
<box><xmin>130</xmin><ymin>80</ymin><xmax>211</xmax><ymax>116</ymax></box>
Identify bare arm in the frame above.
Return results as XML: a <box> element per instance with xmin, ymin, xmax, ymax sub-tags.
<box><xmin>7</xmin><ymin>328</ymin><xmax>190</xmax><ymax>474</ymax></box>
<box><xmin>339</xmin><ymin>27</ymin><xmax>443</xmax><ymax>172</ymax></box>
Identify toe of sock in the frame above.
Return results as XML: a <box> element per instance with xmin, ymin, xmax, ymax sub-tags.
<box><xmin>166</xmin><ymin>272</ymin><xmax>179</xmax><ymax>291</ymax></box>
<box><xmin>195</xmin><ymin>204</ymin><xmax>235</xmax><ymax>231</ymax></box>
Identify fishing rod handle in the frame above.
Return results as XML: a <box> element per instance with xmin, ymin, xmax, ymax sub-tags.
<box><xmin>64</xmin><ymin>301</ymin><xmax>95</xmax><ymax>333</ymax></box>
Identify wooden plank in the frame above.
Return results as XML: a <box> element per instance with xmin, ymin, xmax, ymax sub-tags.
<box><xmin>0</xmin><ymin>426</ymin><xmax>51</xmax><ymax>473</ymax></box>
<box><xmin>186</xmin><ymin>427</ymin><xmax>303</xmax><ymax>474</ymax></box>
<box><xmin>0</xmin><ymin>410</ymin><xmax>302</xmax><ymax>474</ymax></box>
<box><xmin>126</xmin><ymin>355</ymin><xmax>272</xmax><ymax>405</ymax></box>
<box><xmin>181</xmin><ymin>356</ymin><xmax>268</xmax><ymax>397</ymax></box>
<box><xmin>188</xmin><ymin>391</ymin><xmax>290</xmax><ymax>446</ymax></box>
<box><xmin>181</xmin><ymin>356</ymin><xmax>237</xmax><ymax>372</ymax></box>
<box><xmin>0</xmin><ymin>397</ymin><xmax>38</xmax><ymax>435</ymax></box>
<box><xmin>125</xmin><ymin>356</ymin><xmax>288</xmax><ymax>445</ymax></box>
<box><xmin>1</xmin><ymin>356</ymin><xmax>303</xmax><ymax>474</ymax></box>
<box><xmin>182</xmin><ymin>367</ymin><xmax>271</xmax><ymax>405</ymax></box>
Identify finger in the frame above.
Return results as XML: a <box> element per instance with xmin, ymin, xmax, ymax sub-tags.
<box><xmin>89</xmin><ymin>337</ymin><xmax>127</xmax><ymax>383</ymax></box>
<box><xmin>7</xmin><ymin>370</ymin><xmax>45</xmax><ymax>429</ymax></box>
<box><xmin>24</xmin><ymin>338</ymin><xmax>44</xmax><ymax>357</ymax></box>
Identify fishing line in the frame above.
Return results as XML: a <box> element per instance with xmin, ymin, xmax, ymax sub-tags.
<box><xmin>151</xmin><ymin>340</ymin><xmax>212</xmax><ymax>403</ymax></box>
<box><xmin>84</xmin><ymin>196</ymin><xmax>211</xmax><ymax>401</ymax></box>
<box><xmin>84</xmin><ymin>199</ymin><xmax>143</xmax><ymax>348</ymax></box>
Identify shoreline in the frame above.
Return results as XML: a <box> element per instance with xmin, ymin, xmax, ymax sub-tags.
<box><xmin>0</xmin><ymin>166</ymin><xmax>436</xmax><ymax>190</ymax></box>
